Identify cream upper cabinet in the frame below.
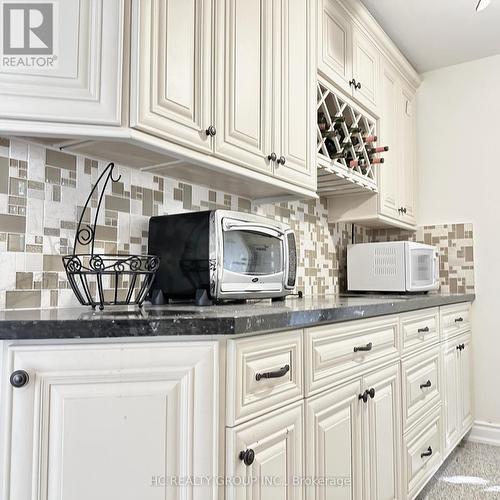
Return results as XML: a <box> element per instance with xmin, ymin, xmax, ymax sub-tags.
<box><xmin>1</xmin><ymin>342</ymin><xmax>219</xmax><ymax>500</ymax></box>
<box><xmin>379</xmin><ymin>58</ymin><xmax>400</xmax><ymax>220</ymax></box>
<box><xmin>318</xmin><ymin>0</ymin><xmax>379</xmax><ymax>114</ymax></box>
<box><xmin>226</xmin><ymin>402</ymin><xmax>304</xmax><ymax>500</ymax></box>
<box><xmin>318</xmin><ymin>0</ymin><xmax>353</xmax><ymax>96</ymax></box>
<box><xmin>215</xmin><ymin>0</ymin><xmax>316</xmax><ymax>188</ymax></box>
<box><xmin>399</xmin><ymin>83</ymin><xmax>417</xmax><ymax>225</ymax></box>
<box><xmin>0</xmin><ymin>0</ymin><xmax>124</xmax><ymax>126</ymax></box>
<box><xmin>274</xmin><ymin>0</ymin><xmax>316</xmax><ymax>189</ymax></box>
<box><xmin>352</xmin><ymin>27</ymin><xmax>380</xmax><ymax>113</ymax></box>
<box><xmin>131</xmin><ymin>0</ymin><xmax>214</xmax><ymax>153</ymax></box>
<box><xmin>215</xmin><ymin>0</ymin><xmax>274</xmax><ymax>174</ymax></box>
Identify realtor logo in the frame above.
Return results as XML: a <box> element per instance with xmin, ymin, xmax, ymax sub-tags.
<box><xmin>3</xmin><ymin>3</ymin><xmax>53</xmax><ymax>54</ymax></box>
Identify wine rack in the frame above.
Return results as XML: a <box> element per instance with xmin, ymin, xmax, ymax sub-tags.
<box><xmin>317</xmin><ymin>80</ymin><xmax>378</xmax><ymax>195</ymax></box>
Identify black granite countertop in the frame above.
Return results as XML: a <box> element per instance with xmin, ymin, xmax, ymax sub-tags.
<box><xmin>0</xmin><ymin>293</ymin><xmax>474</xmax><ymax>340</ymax></box>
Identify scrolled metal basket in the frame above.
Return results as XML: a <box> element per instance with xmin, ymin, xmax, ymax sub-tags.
<box><xmin>63</xmin><ymin>162</ymin><xmax>160</xmax><ymax>310</ymax></box>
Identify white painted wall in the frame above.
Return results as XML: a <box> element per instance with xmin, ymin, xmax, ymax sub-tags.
<box><xmin>417</xmin><ymin>53</ymin><xmax>500</xmax><ymax>430</ymax></box>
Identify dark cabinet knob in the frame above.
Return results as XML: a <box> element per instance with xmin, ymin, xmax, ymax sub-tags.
<box><xmin>359</xmin><ymin>389</ymin><xmax>369</xmax><ymax>403</ymax></box>
<box><xmin>420</xmin><ymin>380</ymin><xmax>432</xmax><ymax>389</ymax></box>
<box><xmin>206</xmin><ymin>125</ymin><xmax>217</xmax><ymax>137</ymax></box>
<box><xmin>354</xmin><ymin>342</ymin><xmax>373</xmax><ymax>353</ymax></box>
<box><xmin>456</xmin><ymin>344</ymin><xmax>465</xmax><ymax>351</ymax></box>
<box><xmin>455</xmin><ymin>317</ymin><xmax>464</xmax><ymax>323</ymax></box>
<box><xmin>418</xmin><ymin>326</ymin><xmax>430</xmax><ymax>333</ymax></box>
<box><xmin>10</xmin><ymin>370</ymin><xmax>29</xmax><ymax>388</ymax></box>
<box><xmin>239</xmin><ymin>449</ymin><xmax>255</xmax><ymax>466</ymax></box>
<box><xmin>267</xmin><ymin>152</ymin><xmax>277</xmax><ymax>162</ymax></box>
<box><xmin>349</xmin><ymin>78</ymin><xmax>357</xmax><ymax>87</ymax></box>
<box><xmin>359</xmin><ymin>388</ymin><xmax>375</xmax><ymax>402</ymax></box>
<box><xmin>256</xmin><ymin>364</ymin><xmax>290</xmax><ymax>381</ymax></box>
<box><xmin>356</xmin><ymin>82</ymin><xmax>362</xmax><ymax>90</ymax></box>
<box><xmin>277</xmin><ymin>156</ymin><xmax>286</xmax><ymax>165</ymax></box>
<box><xmin>420</xmin><ymin>446</ymin><xmax>433</xmax><ymax>458</ymax></box>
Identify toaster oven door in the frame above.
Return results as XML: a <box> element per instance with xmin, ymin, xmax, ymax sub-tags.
<box><xmin>219</xmin><ymin>219</ymin><xmax>285</xmax><ymax>293</ymax></box>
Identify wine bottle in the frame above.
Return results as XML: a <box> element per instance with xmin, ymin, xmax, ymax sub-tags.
<box><xmin>363</xmin><ymin>135</ymin><xmax>378</xmax><ymax>143</ymax></box>
<box><xmin>332</xmin><ymin>116</ymin><xmax>345</xmax><ymax>124</ymax></box>
<box><xmin>318</xmin><ymin>113</ymin><xmax>328</xmax><ymax>132</ymax></box>
<box><xmin>369</xmin><ymin>157</ymin><xmax>385</xmax><ymax>164</ymax></box>
<box><xmin>322</xmin><ymin>123</ymin><xmax>343</xmax><ymax>138</ymax></box>
<box><xmin>349</xmin><ymin>127</ymin><xmax>363</xmax><ymax>134</ymax></box>
<box><xmin>367</xmin><ymin>146</ymin><xmax>389</xmax><ymax>154</ymax></box>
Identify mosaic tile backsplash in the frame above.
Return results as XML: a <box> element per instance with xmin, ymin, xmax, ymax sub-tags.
<box><xmin>0</xmin><ymin>137</ymin><xmax>474</xmax><ymax>309</ymax></box>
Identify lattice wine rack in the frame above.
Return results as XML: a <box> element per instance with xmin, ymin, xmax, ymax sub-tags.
<box><xmin>317</xmin><ymin>81</ymin><xmax>381</xmax><ymax>195</ymax></box>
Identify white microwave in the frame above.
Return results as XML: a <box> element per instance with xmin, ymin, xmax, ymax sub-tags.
<box><xmin>347</xmin><ymin>242</ymin><xmax>440</xmax><ymax>292</ymax></box>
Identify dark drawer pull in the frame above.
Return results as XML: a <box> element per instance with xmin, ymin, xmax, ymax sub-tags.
<box><xmin>255</xmin><ymin>364</ymin><xmax>290</xmax><ymax>381</ymax></box>
<box><xmin>354</xmin><ymin>342</ymin><xmax>373</xmax><ymax>353</ymax></box>
<box><xmin>456</xmin><ymin>343</ymin><xmax>465</xmax><ymax>351</ymax></box>
<box><xmin>239</xmin><ymin>449</ymin><xmax>255</xmax><ymax>466</ymax></box>
<box><xmin>418</xmin><ymin>326</ymin><xmax>430</xmax><ymax>333</ymax></box>
<box><xmin>420</xmin><ymin>446</ymin><xmax>433</xmax><ymax>458</ymax></box>
<box><xmin>420</xmin><ymin>380</ymin><xmax>432</xmax><ymax>389</ymax></box>
<box><xmin>454</xmin><ymin>317</ymin><xmax>464</xmax><ymax>323</ymax></box>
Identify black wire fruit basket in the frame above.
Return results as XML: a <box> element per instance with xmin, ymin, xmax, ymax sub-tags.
<box><xmin>62</xmin><ymin>162</ymin><xmax>159</xmax><ymax>310</ymax></box>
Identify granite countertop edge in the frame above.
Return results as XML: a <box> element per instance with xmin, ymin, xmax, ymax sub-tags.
<box><xmin>0</xmin><ymin>293</ymin><xmax>475</xmax><ymax>340</ymax></box>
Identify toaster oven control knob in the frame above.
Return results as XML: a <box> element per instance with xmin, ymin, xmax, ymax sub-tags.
<box><xmin>206</xmin><ymin>125</ymin><xmax>217</xmax><ymax>137</ymax></box>
<box><xmin>267</xmin><ymin>152</ymin><xmax>277</xmax><ymax>162</ymax></box>
<box><xmin>239</xmin><ymin>449</ymin><xmax>255</xmax><ymax>466</ymax></box>
<box><xmin>10</xmin><ymin>370</ymin><xmax>29</xmax><ymax>388</ymax></box>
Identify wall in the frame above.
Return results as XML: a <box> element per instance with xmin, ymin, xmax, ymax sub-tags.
<box><xmin>417</xmin><ymin>53</ymin><xmax>500</xmax><ymax>429</ymax></box>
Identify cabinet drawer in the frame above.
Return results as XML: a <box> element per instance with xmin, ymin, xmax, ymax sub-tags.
<box><xmin>226</xmin><ymin>330</ymin><xmax>303</xmax><ymax>426</ymax></box>
<box><xmin>305</xmin><ymin>316</ymin><xmax>399</xmax><ymax>396</ymax></box>
<box><xmin>440</xmin><ymin>303</ymin><xmax>471</xmax><ymax>339</ymax></box>
<box><xmin>401</xmin><ymin>347</ymin><xmax>441</xmax><ymax>431</ymax></box>
<box><xmin>404</xmin><ymin>408</ymin><xmax>442</xmax><ymax>500</ymax></box>
<box><xmin>401</xmin><ymin>308</ymin><xmax>439</xmax><ymax>355</ymax></box>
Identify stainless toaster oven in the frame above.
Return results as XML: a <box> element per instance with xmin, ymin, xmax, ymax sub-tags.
<box><xmin>148</xmin><ymin>210</ymin><xmax>297</xmax><ymax>305</ymax></box>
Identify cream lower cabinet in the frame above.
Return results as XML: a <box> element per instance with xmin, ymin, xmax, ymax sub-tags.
<box><xmin>226</xmin><ymin>401</ymin><xmax>304</xmax><ymax>500</ymax></box>
<box><xmin>306</xmin><ymin>363</ymin><xmax>401</xmax><ymax>500</ymax></box>
<box><xmin>0</xmin><ymin>341</ymin><xmax>219</xmax><ymax>500</ymax></box>
<box><xmin>442</xmin><ymin>332</ymin><xmax>473</xmax><ymax>456</ymax></box>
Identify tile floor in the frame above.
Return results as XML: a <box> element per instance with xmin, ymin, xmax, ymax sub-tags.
<box><xmin>418</xmin><ymin>440</ymin><xmax>500</xmax><ymax>499</ymax></box>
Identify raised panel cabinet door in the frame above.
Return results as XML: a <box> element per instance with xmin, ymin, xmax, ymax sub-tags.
<box><xmin>362</xmin><ymin>363</ymin><xmax>402</xmax><ymax>500</ymax></box>
<box><xmin>305</xmin><ymin>380</ymin><xmax>363</xmax><ymax>500</ymax></box>
<box><xmin>131</xmin><ymin>0</ymin><xmax>214</xmax><ymax>153</ymax></box>
<box><xmin>274</xmin><ymin>0</ymin><xmax>316</xmax><ymax>189</ymax></box>
<box><xmin>215</xmin><ymin>0</ymin><xmax>273</xmax><ymax>173</ymax></box>
<box><xmin>226</xmin><ymin>401</ymin><xmax>304</xmax><ymax>500</ymax></box>
<box><xmin>318</xmin><ymin>0</ymin><xmax>353</xmax><ymax>96</ymax></box>
<box><xmin>378</xmin><ymin>59</ymin><xmax>400</xmax><ymax>221</ymax></box>
<box><xmin>0</xmin><ymin>0</ymin><xmax>123</xmax><ymax>125</ymax></box>
<box><xmin>352</xmin><ymin>27</ymin><xmax>379</xmax><ymax>114</ymax></box>
<box><xmin>441</xmin><ymin>340</ymin><xmax>460</xmax><ymax>455</ymax></box>
<box><xmin>1</xmin><ymin>342</ymin><xmax>219</xmax><ymax>500</ymax></box>
<box><xmin>399</xmin><ymin>83</ymin><xmax>417</xmax><ymax>225</ymax></box>
<box><xmin>459</xmin><ymin>334</ymin><xmax>473</xmax><ymax>434</ymax></box>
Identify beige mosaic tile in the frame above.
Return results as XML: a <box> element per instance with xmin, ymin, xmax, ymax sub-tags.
<box><xmin>0</xmin><ymin>136</ymin><xmax>476</xmax><ymax>309</ymax></box>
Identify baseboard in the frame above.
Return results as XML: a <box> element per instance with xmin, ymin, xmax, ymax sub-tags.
<box><xmin>467</xmin><ymin>421</ymin><xmax>500</xmax><ymax>446</ymax></box>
